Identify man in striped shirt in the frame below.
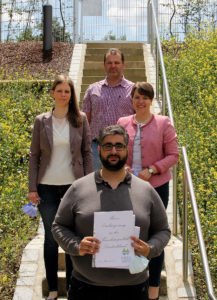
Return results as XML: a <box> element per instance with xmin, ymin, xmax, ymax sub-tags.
<box><xmin>82</xmin><ymin>48</ymin><xmax>135</xmax><ymax>169</ymax></box>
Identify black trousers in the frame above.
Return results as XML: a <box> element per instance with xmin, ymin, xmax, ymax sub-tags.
<box><xmin>149</xmin><ymin>182</ymin><xmax>169</xmax><ymax>287</ymax></box>
<box><xmin>38</xmin><ymin>184</ymin><xmax>73</xmax><ymax>292</ymax></box>
<box><xmin>68</xmin><ymin>277</ymin><xmax>149</xmax><ymax>300</ymax></box>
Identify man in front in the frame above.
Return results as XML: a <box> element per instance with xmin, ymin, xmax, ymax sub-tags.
<box><xmin>52</xmin><ymin>125</ymin><xmax>171</xmax><ymax>300</ymax></box>
<box><xmin>82</xmin><ymin>48</ymin><xmax>134</xmax><ymax>169</ymax></box>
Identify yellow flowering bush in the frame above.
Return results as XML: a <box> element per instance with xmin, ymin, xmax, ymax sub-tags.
<box><xmin>0</xmin><ymin>80</ymin><xmax>52</xmax><ymax>299</ymax></box>
<box><xmin>163</xmin><ymin>30</ymin><xmax>217</xmax><ymax>297</ymax></box>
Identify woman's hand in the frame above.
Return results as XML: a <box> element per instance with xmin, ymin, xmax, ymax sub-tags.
<box><xmin>131</xmin><ymin>236</ymin><xmax>151</xmax><ymax>257</ymax></box>
<box><xmin>79</xmin><ymin>236</ymin><xmax>100</xmax><ymax>256</ymax></box>
<box><xmin>125</xmin><ymin>164</ymin><xmax>133</xmax><ymax>173</ymax></box>
<box><xmin>138</xmin><ymin>168</ymin><xmax>152</xmax><ymax>181</ymax></box>
<box><xmin>28</xmin><ymin>192</ymin><xmax>40</xmax><ymax>205</ymax></box>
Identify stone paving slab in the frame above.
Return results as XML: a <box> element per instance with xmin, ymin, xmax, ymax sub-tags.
<box><xmin>13</xmin><ymin>220</ymin><xmax>44</xmax><ymax>300</ymax></box>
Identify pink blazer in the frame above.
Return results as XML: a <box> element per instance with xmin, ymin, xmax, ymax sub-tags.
<box><xmin>117</xmin><ymin>114</ymin><xmax>179</xmax><ymax>187</ymax></box>
<box><xmin>28</xmin><ymin>111</ymin><xmax>93</xmax><ymax>192</ymax></box>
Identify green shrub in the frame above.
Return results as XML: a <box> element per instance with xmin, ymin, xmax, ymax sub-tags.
<box><xmin>163</xmin><ymin>30</ymin><xmax>217</xmax><ymax>297</ymax></box>
<box><xmin>0</xmin><ymin>80</ymin><xmax>52</xmax><ymax>299</ymax></box>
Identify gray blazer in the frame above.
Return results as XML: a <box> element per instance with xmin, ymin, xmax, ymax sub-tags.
<box><xmin>28</xmin><ymin>111</ymin><xmax>93</xmax><ymax>192</ymax></box>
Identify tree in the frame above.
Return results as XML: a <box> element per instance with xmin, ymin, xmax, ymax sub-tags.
<box><xmin>32</xmin><ymin>17</ymin><xmax>72</xmax><ymax>42</ymax></box>
<box><xmin>161</xmin><ymin>0</ymin><xmax>217</xmax><ymax>38</ymax></box>
<box><xmin>52</xmin><ymin>17</ymin><xmax>71</xmax><ymax>42</ymax></box>
<box><xmin>104</xmin><ymin>30</ymin><xmax>127</xmax><ymax>41</ymax></box>
<box><xmin>16</xmin><ymin>27</ymin><xmax>38</xmax><ymax>41</ymax></box>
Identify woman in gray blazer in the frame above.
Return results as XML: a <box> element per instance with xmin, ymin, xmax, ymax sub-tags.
<box><xmin>28</xmin><ymin>74</ymin><xmax>93</xmax><ymax>300</ymax></box>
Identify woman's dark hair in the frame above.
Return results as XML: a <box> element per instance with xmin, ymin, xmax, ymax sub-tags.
<box><xmin>131</xmin><ymin>82</ymin><xmax>154</xmax><ymax>100</ymax></box>
<box><xmin>51</xmin><ymin>74</ymin><xmax>82</xmax><ymax>128</ymax></box>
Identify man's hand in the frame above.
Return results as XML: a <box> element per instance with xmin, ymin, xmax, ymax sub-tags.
<box><xmin>79</xmin><ymin>236</ymin><xmax>100</xmax><ymax>256</ymax></box>
<box><xmin>131</xmin><ymin>236</ymin><xmax>151</xmax><ymax>257</ymax></box>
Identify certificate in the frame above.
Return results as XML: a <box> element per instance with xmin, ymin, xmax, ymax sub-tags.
<box><xmin>93</xmin><ymin>210</ymin><xmax>136</xmax><ymax>269</ymax></box>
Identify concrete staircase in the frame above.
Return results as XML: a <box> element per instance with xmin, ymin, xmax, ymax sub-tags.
<box><xmin>42</xmin><ymin>248</ymin><xmax>67</xmax><ymax>299</ymax></box>
<box><xmin>80</xmin><ymin>42</ymin><xmax>147</xmax><ymax>107</ymax></box>
<box><xmin>42</xmin><ymin>42</ymin><xmax>167</xmax><ymax>299</ymax></box>
<box><xmin>42</xmin><ymin>247</ymin><xmax>168</xmax><ymax>299</ymax></box>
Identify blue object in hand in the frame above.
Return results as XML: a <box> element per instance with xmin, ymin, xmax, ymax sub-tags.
<box><xmin>22</xmin><ymin>202</ymin><xmax>38</xmax><ymax>218</ymax></box>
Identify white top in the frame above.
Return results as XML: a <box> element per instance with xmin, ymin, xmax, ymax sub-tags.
<box><xmin>40</xmin><ymin>116</ymin><xmax>75</xmax><ymax>185</ymax></box>
<box><xmin>132</xmin><ymin>124</ymin><xmax>142</xmax><ymax>176</ymax></box>
<box><xmin>132</xmin><ymin>119</ymin><xmax>148</xmax><ymax>176</ymax></box>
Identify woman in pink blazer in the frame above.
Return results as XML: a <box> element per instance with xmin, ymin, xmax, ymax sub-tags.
<box><xmin>28</xmin><ymin>74</ymin><xmax>93</xmax><ymax>300</ymax></box>
<box><xmin>117</xmin><ymin>82</ymin><xmax>179</xmax><ymax>300</ymax></box>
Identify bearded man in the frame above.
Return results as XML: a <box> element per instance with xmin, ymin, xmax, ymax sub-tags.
<box><xmin>52</xmin><ymin>125</ymin><xmax>170</xmax><ymax>300</ymax></box>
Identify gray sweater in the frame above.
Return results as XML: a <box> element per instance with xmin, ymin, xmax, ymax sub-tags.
<box><xmin>52</xmin><ymin>171</ymin><xmax>171</xmax><ymax>286</ymax></box>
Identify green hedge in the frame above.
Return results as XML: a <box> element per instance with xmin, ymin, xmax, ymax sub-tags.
<box><xmin>0</xmin><ymin>81</ymin><xmax>52</xmax><ymax>299</ymax></box>
<box><xmin>163</xmin><ymin>31</ymin><xmax>217</xmax><ymax>298</ymax></box>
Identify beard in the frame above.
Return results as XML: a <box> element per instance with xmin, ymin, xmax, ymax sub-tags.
<box><xmin>99</xmin><ymin>152</ymin><xmax>127</xmax><ymax>171</ymax></box>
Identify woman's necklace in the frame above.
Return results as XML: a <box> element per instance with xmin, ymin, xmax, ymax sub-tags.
<box><xmin>52</xmin><ymin>110</ymin><xmax>67</xmax><ymax>119</ymax></box>
<box><xmin>134</xmin><ymin>114</ymin><xmax>152</xmax><ymax>125</ymax></box>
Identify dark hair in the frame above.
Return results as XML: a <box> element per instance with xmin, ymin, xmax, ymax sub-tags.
<box><xmin>131</xmin><ymin>82</ymin><xmax>154</xmax><ymax>100</ymax></box>
<box><xmin>51</xmin><ymin>74</ymin><xmax>82</xmax><ymax>128</ymax></box>
<box><xmin>104</xmin><ymin>48</ymin><xmax>125</xmax><ymax>64</ymax></box>
<box><xmin>98</xmin><ymin>125</ymin><xmax>129</xmax><ymax>145</ymax></box>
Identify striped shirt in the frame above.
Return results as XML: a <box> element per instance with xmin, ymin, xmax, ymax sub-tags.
<box><xmin>132</xmin><ymin>124</ymin><xmax>142</xmax><ymax>176</ymax></box>
<box><xmin>82</xmin><ymin>77</ymin><xmax>134</xmax><ymax>140</ymax></box>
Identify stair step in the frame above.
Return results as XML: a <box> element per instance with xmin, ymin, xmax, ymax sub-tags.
<box><xmin>80</xmin><ymin>42</ymin><xmax>147</xmax><ymax>102</ymax></box>
<box><xmin>82</xmin><ymin>70</ymin><xmax>146</xmax><ymax>84</ymax></box>
<box><xmin>83</xmin><ymin>67</ymin><xmax>145</xmax><ymax>76</ymax></box>
<box><xmin>86</xmin><ymin>48</ymin><xmax>144</xmax><ymax>56</ymax></box>
<box><xmin>159</xmin><ymin>270</ymin><xmax>167</xmax><ymax>296</ymax></box>
<box><xmin>84</xmin><ymin>61</ymin><xmax>145</xmax><ymax>69</ymax></box>
<box><xmin>43</xmin><ymin>253</ymin><xmax>167</xmax><ymax>298</ymax></box>
<box><xmin>85</xmin><ymin>54</ymin><xmax>144</xmax><ymax>61</ymax></box>
<box><xmin>58</xmin><ymin>247</ymin><xmax>66</xmax><ymax>271</ymax></box>
<box><xmin>42</xmin><ymin>271</ymin><xmax>67</xmax><ymax>297</ymax></box>
<box><xmin>86</xmin><ymin>42</ymin><xmax>143</xmax><ymax>48</ymax></box>
<box><xmin>42</xmin><ymin>271</ymin><xmax>167</xmax><ymax>298</ymax></box>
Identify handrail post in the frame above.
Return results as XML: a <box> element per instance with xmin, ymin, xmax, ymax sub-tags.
<box><xmin>162</xmin><ymin>81</ymin><xmax>166</xmax><ymax>115</ymax></box>
<box><xmin>183</xmin><ymin>168</ymin><xmax>188</xmax><ymax>282</ymax></box>
<box><xmin>182</xmin><ymin>147</ymin><xmax>217</xmax><ymax>299</ymax></box>
<box><xmin>149</xmin><ymin>0</ymin><xmax>175</xmax><ymax>126</ymax></box>
<box><xmin>156</xmin><ymin>46</ymin><xmax>159</xmax><ymax>101</ymax></box>
<box><xmin>172</xmin><ymin>164</ymin><xmax>178</xmax><ymax>235</ymax></box>
<box><xmin>147</xmin><ymin>1</ymin><xmax>151</xmax><ymax>43</ymax></box>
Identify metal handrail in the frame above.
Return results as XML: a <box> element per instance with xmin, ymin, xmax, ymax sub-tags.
<box><xmin>147</xmin><ymin>0</ymin><xmax>174</xmax><ymax>127</ymax></box>
<box><xmin>182</xmin><ymin>147</ymin><xmax>216</xmax><ymax>300</ymax></box>
<box><xmin>147</xmin><ymin>0</ymin><xmax>216</xmax><ymax>299</ymax></box>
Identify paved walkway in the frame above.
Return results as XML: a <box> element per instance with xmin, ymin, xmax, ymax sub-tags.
<box><xmin>13</xmin><ymin>43</ymin><xmax>197</xmax><ymax>300</ymax></box>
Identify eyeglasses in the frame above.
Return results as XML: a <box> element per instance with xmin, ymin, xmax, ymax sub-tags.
<box><xmin>101</xmin><ymin>143</ymin><xmax>127</xmax><ymax>151</ymax></box>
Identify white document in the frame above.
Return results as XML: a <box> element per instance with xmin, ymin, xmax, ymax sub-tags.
<box><xmin>134</xmin><ymin>226</ymin><xmax>140</xmax><ymax>238</ymax></box>
<box><xmin>93</xmin><ymin>211</ymin><xmax>135</xmax><ymax>269</ymax></box>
